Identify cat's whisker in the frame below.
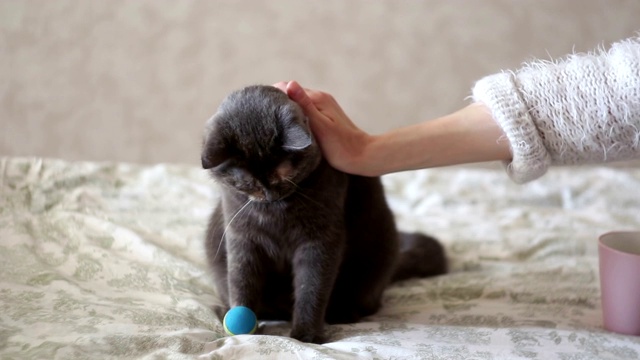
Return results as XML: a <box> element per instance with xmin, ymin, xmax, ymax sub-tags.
<box><xmin>212</xmin><ymin>199</ymin><xmax>253</xmax><ymax>263</ymax></box>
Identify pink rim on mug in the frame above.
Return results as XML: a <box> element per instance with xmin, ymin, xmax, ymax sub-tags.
<box><xmin>598</xmin><ymin>231</ymin><xmax>640</xmax><ymax>336</ymax></box>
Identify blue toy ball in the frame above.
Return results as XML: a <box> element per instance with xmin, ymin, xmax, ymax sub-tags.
<box><xmin>223</xmin><ymin>306</ymin><xmax>258</xmax><ymax>335</ymax></box>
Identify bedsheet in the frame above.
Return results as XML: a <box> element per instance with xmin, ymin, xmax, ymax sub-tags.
<box><xmin>1</xmin><ymin>157</ymin><xmax>639</xmax><ymax>359</ymax></box>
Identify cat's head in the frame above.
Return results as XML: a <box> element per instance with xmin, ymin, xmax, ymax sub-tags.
<box><xmin>201</xmin><ymin>85</ymin><xmax>321</xmax><ymax>202</ymax></box>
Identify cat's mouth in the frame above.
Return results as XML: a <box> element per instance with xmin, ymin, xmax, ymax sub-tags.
<box><xmin>247</xmin><ymin>189</ymin><xmax>295</xmax><ymax>203</ymax></box>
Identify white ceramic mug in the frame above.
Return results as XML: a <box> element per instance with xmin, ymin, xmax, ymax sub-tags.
<box><xmin>598</xmin><ymin>231</ymin><xmax>640</xmax><ymax>336</ymax></box>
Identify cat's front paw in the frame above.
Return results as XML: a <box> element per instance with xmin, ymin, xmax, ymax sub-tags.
<box><xmin>290</xmin><ymin>327</ymin><xmax>325</xmax><ymax>344</ymax></box>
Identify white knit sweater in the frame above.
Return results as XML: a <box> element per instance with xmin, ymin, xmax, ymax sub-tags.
<box><xmin>472</xmin><ymin>36</ymin><xmax>640</xmax><ymax>183</ymax></box>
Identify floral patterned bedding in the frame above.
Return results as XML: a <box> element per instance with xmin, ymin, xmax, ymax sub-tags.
<box><xmin>1</xmin><ymin>157</ymin><xmax>639</xmax><ymax>360</ymax></box>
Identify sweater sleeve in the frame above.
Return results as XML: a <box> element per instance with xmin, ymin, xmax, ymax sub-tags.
<box><xmin>472</xmin><ymin>36</ymin><xmax>640</xmax><ymax>183</ymax></box>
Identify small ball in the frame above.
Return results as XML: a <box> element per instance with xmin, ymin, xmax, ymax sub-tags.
<box><xmin>223</xmin><ymin>306</ymin><xmax>258</xmax><ymax>335</ymax></box>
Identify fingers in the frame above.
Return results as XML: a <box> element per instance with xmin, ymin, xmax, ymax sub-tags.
<box><xmin>272</xmin><ymin>81</ymin><xmax>334</xmax><ymax>136</ymax></box>
<box><xmin>286</xmin><ymin>81</ymin><xmax>324</xmax><ymax>119</ymax></box>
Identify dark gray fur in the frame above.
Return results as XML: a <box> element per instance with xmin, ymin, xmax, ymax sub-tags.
<box><xmin>202</xmin><ymin>85</ymin><xmax>446</xmax><ymax>343</ymax></box>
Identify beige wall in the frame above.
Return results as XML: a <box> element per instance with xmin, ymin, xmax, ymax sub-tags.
<box><xmin>2</xmin><ymin>1</ymin><xmax>639</xmax><ymax>165</ymax></box>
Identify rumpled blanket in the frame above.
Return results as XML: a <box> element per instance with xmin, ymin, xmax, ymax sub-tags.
<box><xmin>1</xmin><ymin>157</ymin><xmax>639</xmax><ymax>359</ymax></box>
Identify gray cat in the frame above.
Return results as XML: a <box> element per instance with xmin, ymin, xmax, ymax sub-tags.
<box><xmin>202</xmin><ymin>85</ymin><xmax>446</xmax><ymax>343</ymax></box>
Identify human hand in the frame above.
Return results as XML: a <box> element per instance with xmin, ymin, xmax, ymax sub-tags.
<box><xmin>274</xmin><ymin>81</ymin><xmax>510</xmax><ymax>177</ymax></box>
<box><xmin>273</xmin><ymin>81</ymin><xmax>376</xmax><ymax>176</ymax></box>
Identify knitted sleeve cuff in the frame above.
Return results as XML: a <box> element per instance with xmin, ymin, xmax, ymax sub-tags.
<box><xmin>472</xmin><ymin>72</ymin><xmax>552</xmax><ymax>184</ymax></box>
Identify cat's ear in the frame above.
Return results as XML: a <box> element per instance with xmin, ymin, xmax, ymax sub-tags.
<box><xmin>201</xmin><ymin>147</ymin><xmax>226</xmax><ymax>169</ymax></box>
<box><xmin>201</xmin><ymin>131</ymin><xmax>229</xmax><ymax>170</ymax></box>
<box><xmin>282</xmin><ymin>121</ymin><xmax>312</xmax><ymax>150</ymax></box>
<box><xmin>201</xmin><ymin>141</ymin><xmax>228</xmax><ymax>169</ymax></box>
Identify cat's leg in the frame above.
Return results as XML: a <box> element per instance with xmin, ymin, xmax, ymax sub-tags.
<box><xmin>205</xmin><ymin>205</ymin><xmax>231</xmax><ymax>321</ymax></box>
<box><xmin>225</xmin><ymin>237</ymin><xmax>267</xmax><ymax>312</ymax></box>
<box><xmin>210</xmin><ymin>256</ymin><xmax>229</xmax><ymax>321</ymax></box>
<box><xmin>290</xmin><ymin>241</ymin><xmax>343</xmax><ymax>344</ymax></box>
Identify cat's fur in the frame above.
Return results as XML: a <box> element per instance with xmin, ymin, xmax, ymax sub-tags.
<box><xmin>202</xmin><ymin>85</ymin><xmax>446</xmax><ymax>343</ymax></box>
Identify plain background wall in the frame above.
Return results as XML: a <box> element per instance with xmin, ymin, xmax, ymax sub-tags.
<box><xmin>2</xmin><ymin>0</ymin><xmax>639</xmax><ymax>165</ymax></box>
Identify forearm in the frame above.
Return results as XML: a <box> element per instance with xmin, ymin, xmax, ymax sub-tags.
<box><xmin>473</xmin><ymin>36</ymin><xmax>640</xmax><ymax>183</ymax></box>
<box><xmin>362</xmin><ymin>103</ymin><xmax>511</xmax><ymax>176</ymax></box>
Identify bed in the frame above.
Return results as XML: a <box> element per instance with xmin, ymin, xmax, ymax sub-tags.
<box><xmin>1</xmin><ymin>156</ymin><xmax>639</xmax><ymax>359</ymax></box>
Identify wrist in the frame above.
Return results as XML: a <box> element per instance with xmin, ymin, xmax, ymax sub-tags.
<box><xmin>358</xmin><ymin>134</ymin><xmax>388</xmax><ymax>177</ymax></box>
<box><xmin>360</xmin><ymin>131</ymin><xmax>422</xmax><ymax>176</ymax></box>
<box><xmin>337</xmin><ymin>133</ymin><xmax>382</xmax><ymax>177</ymax></box>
